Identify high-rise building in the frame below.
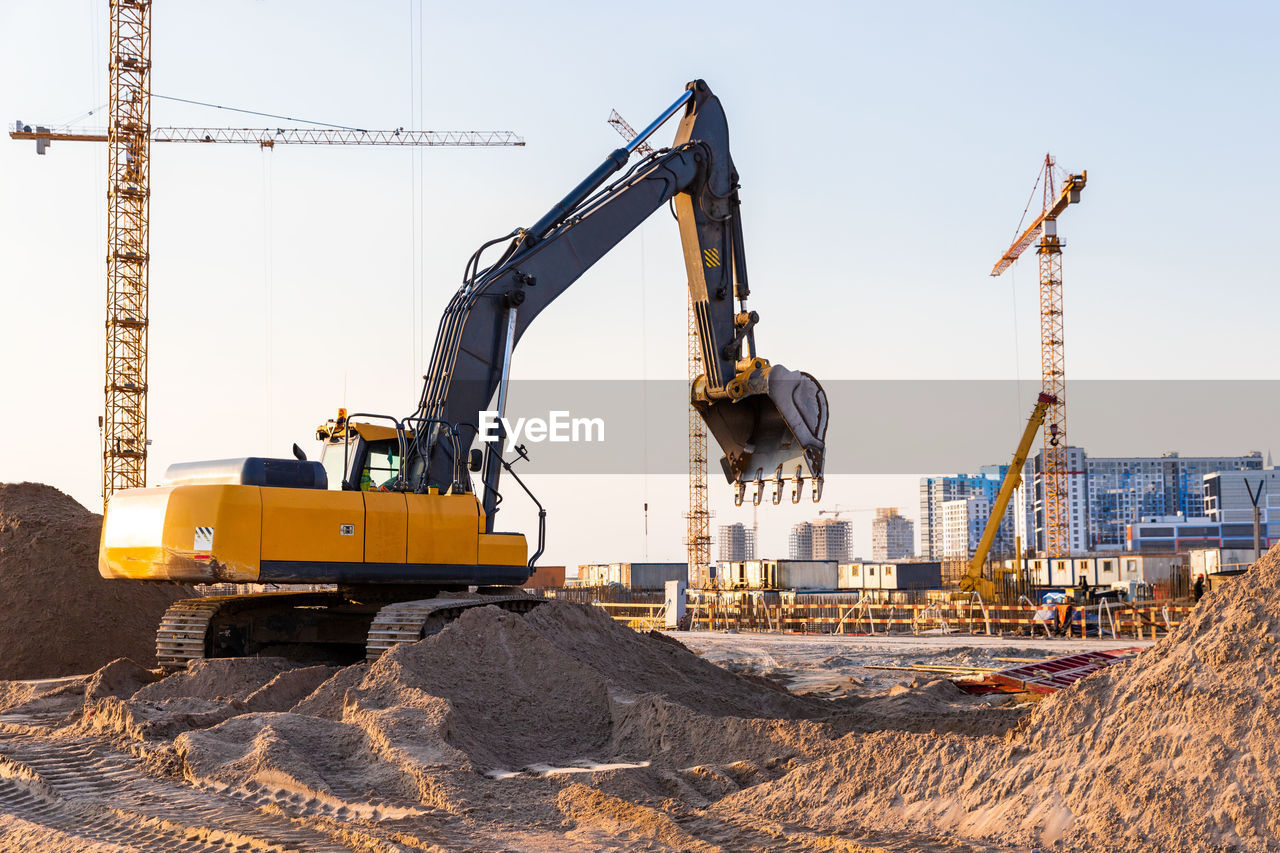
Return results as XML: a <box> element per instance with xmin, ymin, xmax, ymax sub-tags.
<box><xmin>1087</xmin><ymin>452</ymin><xmax>1263</xmax><ymax>548</ymax></box>
<box><xmin>813</xmin><ymin>518</ymin><xmax>852</xmax><ymax>562</ymax></box>
<box><xmin>871</xmin><ymin>507</ymin><xmax>914</xmax><ymax>560</ymax></box>
<box><xmin>938</xmin><ymin>493</ymin><xmax>1019</xmax><ymax>561</ymax></box>
<box><xmin>1019</xmin><ymin>446</ymin><xmax>1089</xmax><ymax>555</ymax></box>
<box><xmin>717</xmin><ymin>522</ymin><xmax>756</xmax><ymax>562</ymax></box>
<box><xmin>1084</xmin><ymin>456</ymin><xmax>1166</xmax><ymax>548</ymax></box>
<box><xmin>1204</xmin><ymin>468</ymin><xmax>1280</xmax><ymax>524</ymax></box>
<box><xmin>931</xmin><ymin>446</ymin><xmax>1266</xmax><ymax>558</ymax></box>
<box><xmin>1019</xmin><ymin>449</ymin><xmax>1262</xmax><ymax>553</ymax></box>
<box><xmin>919</xmin><ymin>467</ymin><xmax>1009</xmax><ymax>560</ymax></box>
<box><xmin>1160</xmin><ymin>452</ymin><xmax>1263</xmax><ymax>517</ymax></box>
<box><xmin>788</xmin><ymin>522</ymin><xmax>814</xmax><ymax>560</ymax></box>
<box><xmin>788</xmin><ymin>518</ymin><xmax>852</xmax><ymax>562</ymax></box>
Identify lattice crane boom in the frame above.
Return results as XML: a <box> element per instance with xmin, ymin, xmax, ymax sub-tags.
<box><xmin>990</xmin><ymin>165</ymin><xmax>1086</xmax><ymax>276</ymax></box>
<box><xmin>990</xmin><ymin>154</ymin><xmax>1086</xmax><ymax>558</ymax></box>
<box><xmin>607</xmin><ymin>110</ymin><xmax>652</xmax><ymax>156</ymax></box>
<box><xmin>12</xmin><ymin>1</ymin><xmax>521</xmax><ymax>504</ymax></box>
<box><xmin>11</xmin><ymin>124</ymin><xmax>524</xmax><ymax>149</ymax></box>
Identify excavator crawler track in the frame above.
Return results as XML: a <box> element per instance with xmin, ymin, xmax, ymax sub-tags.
<box><xmin>156</xmin><ymin>597</ymin><xmax>224</xmax><ymax>669</ymax></box>
<box><xmin>157</xmin><ymin>591</ymin><xmax>359</xmax><ymax>671</ymax></box>
<box><xmin>157</xmin><ymin>591</ymin><xmax>545</xmax><ymax>670</ymax></box>
<box><xmin>366</xmin><ymin>594</ymin><xmax>544</xmax><ymax>662</ymax></box>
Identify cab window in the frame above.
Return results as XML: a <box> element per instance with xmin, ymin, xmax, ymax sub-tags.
<box><xmin>361</xmin><ymin>439</ymin><xmax>401</xmax><ymax>490</ymax></box>
<box><xmin>319</xmin><ymin>441</ymin><xmax>348</xmax><ymax>490</ymax></box>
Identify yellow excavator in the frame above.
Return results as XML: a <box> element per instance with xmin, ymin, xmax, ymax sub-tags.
<box><xmin>98</xmin><ymin>80</ymin><xmax>829</xmax><ymax>668</ymax></box>
<box><xmin>958</xmin><ymin>392</ymin><xmax>1057</xmax><ymax>600</ymax></box>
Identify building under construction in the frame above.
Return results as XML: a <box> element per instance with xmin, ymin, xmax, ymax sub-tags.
<box><xmin>788</xmin><ymin>518</ymin><xmax>852</xmax><ymax>562</ymax></box>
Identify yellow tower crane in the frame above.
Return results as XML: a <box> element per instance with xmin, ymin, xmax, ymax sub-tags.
<box><xmin>990</xmin><ymin>155</ymin><xmax>1086</xmax><ymax>558</ymax></box>
<box><xmin>10</xmin><ymin>0</ymin><xmax>523</xmax><ymax>503</ymax></box>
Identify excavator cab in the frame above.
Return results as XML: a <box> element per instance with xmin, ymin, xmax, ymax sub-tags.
<box><xmin>315</xmin><ymin>411</ymin><xmax>471</xmax><ymax>495</ymax></box>
<box><xmin>315</xmin><ymin>414</ymin><xmax>404</xmax><ymax>492</ymax></box>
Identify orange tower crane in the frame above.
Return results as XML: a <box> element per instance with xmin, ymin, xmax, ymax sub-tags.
<box><xmin>990</xmin><ymin>154</ymin><xmax>1086</xmax><ymax>558</ymax></box>
<box><xmin>11</xmin><ymin>0</ymin><xmax>522</xmax><ymax>503</ymax></box>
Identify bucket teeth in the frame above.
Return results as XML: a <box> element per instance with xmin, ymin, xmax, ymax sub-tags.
<box><xmin>695</xmin><ymin>363</ymin><xmax>828</xmax><ymax>501</ymax></box>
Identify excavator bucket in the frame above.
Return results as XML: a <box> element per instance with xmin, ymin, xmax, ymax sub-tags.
<box><xmin>693</xmin><ymin>364</ymin><xmax>828</xmax><ymax>505</ymax></box>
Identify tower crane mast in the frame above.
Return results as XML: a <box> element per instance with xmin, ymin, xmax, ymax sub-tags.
<box><xmin>11</xmin><ymin>0</ymin><xmax>522</xmax><ymax>503</ymax></box>
<box><xmin>990</xmin><ymin>154</ymin><xmax>1086</xmax><ymax>558</ymax></box>
<box><xmin>103</xmin><ymin>0</ymin><xmax>151</xmax><ymax>502</ymax></box>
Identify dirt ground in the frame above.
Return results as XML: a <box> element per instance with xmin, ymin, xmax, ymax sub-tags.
<box><xmin>678</xmin><ymin>631</ymin><xmax>1154</xmax><ymax>696</ymax></box>
<box><xmin>0</xmin><ymin>601</ymin><xmax>1030</xmax><ymax>852</ymax></box>
<box><xmin>2</xmin><ymin>478</ymin><xmax>1277</xmax><ymax>850</ymax></box>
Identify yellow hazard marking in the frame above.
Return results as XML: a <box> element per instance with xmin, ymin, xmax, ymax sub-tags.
<box><xmin>703</xmin><ymin>247</ymin><xmax>721</xmax><ymax>267</ymax></box>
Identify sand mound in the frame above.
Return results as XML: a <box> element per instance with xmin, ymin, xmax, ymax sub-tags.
<box><xmin>522</xmin><ymin>602</ymin><xmax>818</xmax><ymax>719</ymax></box>
<box><xmin>159</xmin><ymin>602</ymin><xmax>838</xmax><ymax>831</ymax></box>
<box><xmin>556</xmin><ymin>783</ymin><xmax>722</xmax><ymax>852</ymax></box>
<box><xmin>0</xmin><ymin>483</ymin><xmax>194</xmax><ymax>678</ymax></box>
<box><xmin>176</xmin><ymin>711</ymin><xmax>423</xmax><ymax>803</ymax></box>
<box><xmin>720</xmin><ymin>542</ymin><xmax>1280</xmax><ymax>852</ymax></box>
<box><xmin>345</xmin><ymin>605</ymin><xmax>616</xmax><ymax>771</ymax></box>
<box><xmin>132</xmin><ymin>657</ymin><xmax>298</xmax><ymax>704</ymax></box>
<box><xmin>157</xmin><ymin>600</ymin><xmax>835</xmax><ymax>823</ymax></box>
<box><xmin>83</xmin><ymin>657</ymin><xmax>160</xmax><ymax>703</ymax></box>
<box><xmin>284</xmin><ymin>601</ymin><xmax>823</xmax><ymax>775</ymax></box>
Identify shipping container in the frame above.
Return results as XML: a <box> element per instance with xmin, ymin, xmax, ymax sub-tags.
<box><xmin>524</xmin><ymin>565</ymin><xmax>566</xmax><ymax>588</ymax></box>
<box><xmin>627</xmin><ymin>562</ymin><xmax>689</xmax><ymax>591</ymax></box>
<box><xmin>839</xmin><ymin>561</ymin><xmax>941</xmax><ymax>590</ymax></box>
<box><xmin>838</xmin><ymin>562</ymin><xmax>878</xmax><ymax>590</ymax></box>
<box><xmin>735</xmin><ymin>559</ymin><xmax>837</xmax><ymax>590</ymax></box>
<box><xmin>878</xmin><ymin>561</ymin><xmax>941</xmax><ymax>590</ymax></box>
<box><xmin>576</xmin><ymin>562</ymin><xmax>689</xmax><ymax>591</ymax></box>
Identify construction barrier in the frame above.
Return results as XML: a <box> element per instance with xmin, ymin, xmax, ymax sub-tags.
<box><xmin>585</xmin><ymin>593</ymin><xmax>1199</xmax><ymax>640</ymax></box>
<box><xmin>590</xmin><ymin>601</ymin><xmax>668</xmax><ymax>631</ymax></box>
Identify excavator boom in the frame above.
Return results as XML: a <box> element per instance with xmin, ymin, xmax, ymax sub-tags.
<box><xmin>414</xmin><ymin>80</ymin><xmax>827</xmax><ymax>518</ymax></box>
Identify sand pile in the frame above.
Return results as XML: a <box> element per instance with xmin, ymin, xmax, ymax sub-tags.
<box><xmin>0</xmin><ymin>483</ymin><xmax>195</xmax><ymax>678</ymax></box>
<box><xmin>169</xmin><ymin>603</ymin><xmax>831</xmax><ymax>794</ymax></box>
<box><xmin>719</xmin><ymin>543</ymin><xmax>1280</xmax><ymax>852</ymax></box>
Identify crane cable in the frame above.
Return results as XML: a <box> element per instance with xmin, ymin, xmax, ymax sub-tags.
<box><xmin>408</xmin><ymin>0</ymin><xmax>421</xmax><ymax>396</ymax></box>
<box><xmin>1011</xmin><ymin>264</ymin><xmax>1021</xmax><ymax>420</ymax></box>
<box><xmin>262</xmin><ymin>145</ymin><xmax>275</xmax><ymax>451</ymax></box>
<box><xmin>151</xmin><ymin>93</ymin><xmax>368</xmax><ymax>132</ymax></box>
<box><xmin>640</xmin><ymin>224</ymin><xmax>649</xmax><ymax>560</ymax></box>
<box><xmin>1008</xmin><ymin>159</ymin><xmax>1046</xmax><ymax>247</ymax></box>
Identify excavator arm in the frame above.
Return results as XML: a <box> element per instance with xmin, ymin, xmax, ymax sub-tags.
<box><xmin>412</xmin><ymin>80</ymin><xmax>828</xmax><ymax>527</ymax></box>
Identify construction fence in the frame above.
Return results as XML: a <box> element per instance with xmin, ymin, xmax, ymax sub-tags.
<box><xmin>555</xmin><ymin>589</ymin><xmax>1197</xmax><ymax>640</ymax></box>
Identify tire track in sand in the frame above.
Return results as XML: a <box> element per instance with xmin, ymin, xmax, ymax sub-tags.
<box><xmin>0</xmin><ymin>724</ymin><xmax>417</xmax><ymax>852</ymax></box>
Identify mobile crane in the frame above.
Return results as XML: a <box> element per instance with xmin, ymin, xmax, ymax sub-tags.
<box><xmin>98</xmin><ymin>80</ymin><xmax>830</xmax><ymax>668</ymax></box>
<box><xmin>958</xmin><ymin>393</ymin><xmax>1057</xmax><ymax>600</ymax></box>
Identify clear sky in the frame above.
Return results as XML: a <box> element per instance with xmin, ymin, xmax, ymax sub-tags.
<box><xmin>2</xmin><ymin>1</ymin><xmax>1277</xmax><ymax>566</ymax></box>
